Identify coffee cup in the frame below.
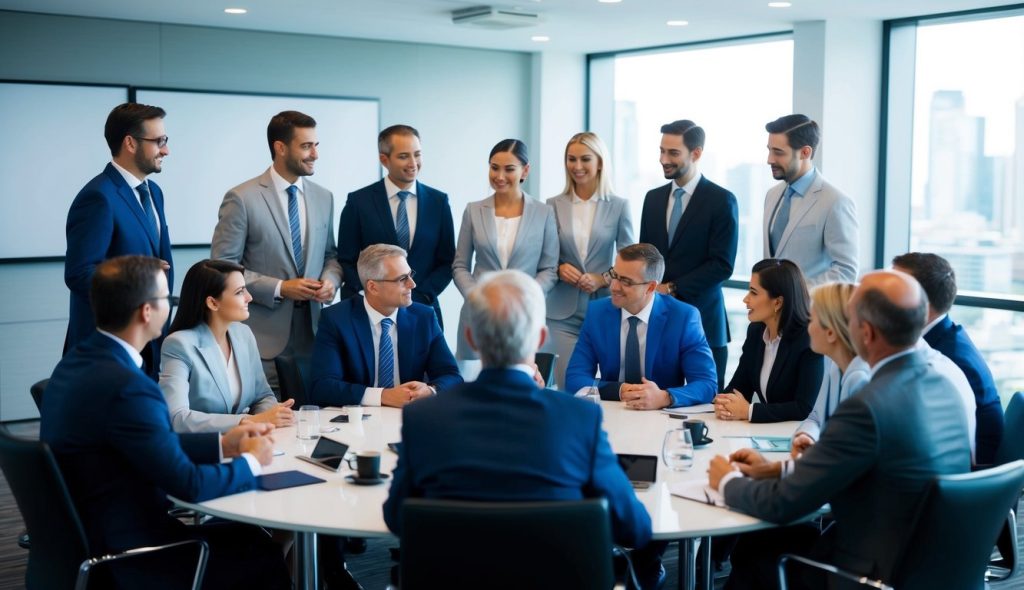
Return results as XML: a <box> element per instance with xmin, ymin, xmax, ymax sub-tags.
<box><xmin>344</xmin><ymin>405</ymin><xmax>364</xmax><ymax>422</ymax></box>
<box><xmin>347</xmin><ymin>451</ymin><xmax>382</xmax><ymax>480</ymax></box>
<box><xmin>682</xmin><ymin>419</ymin><xmax>709</xmax><ymax>444</ymax></box>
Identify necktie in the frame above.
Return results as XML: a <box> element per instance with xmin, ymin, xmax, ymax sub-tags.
<box><xmin>396</xmin><ymin>191</ymin><xmax>411</xmax><ymax>250</ymax></box>
<box><xmin>136</xmin><ymin>182</ymin><xmax>159</xmax><ymax>238</ymax></box>
<box><xmin>624</xmin><ymin>316</ymin><xmax>642</xmax><ymax>384</ymax></box>
<box><xmin>378</xmin><ymin>318</ymin><xmax>395</xmax><ymax>388</ymax></box>
<box><xmin>286</xmin><ymin>185</ymin><xmax>305</xmax><ymax>274</ymax></box>
<box><xmin>667</xmin><ymin>187</ymin><xmax>684</xmax><ymax>241</ymax></box>
<box><xmin>769</xmin><ymin>186</ymin><xmax>795</xmax><ymax>257</ymax></box>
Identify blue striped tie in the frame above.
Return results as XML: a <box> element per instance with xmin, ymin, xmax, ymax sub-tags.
<box><xmin>286</xmin><ymin>185</ymin><xmax>304</xmax><ymax>274</ymax></box>
<box><xmin>136</xmin><ymin>182</ymin><xmax>159</xmax><ymax>238</ymax></box>
<box><xmin>395</xmin><ymin>191</ymin><xmax>411</xmax><ymax>250</ymax></box>
<box><xmin>378</xmin><ymin>317</ymin><xmax>395</xmax><ymax>388</ymax></box>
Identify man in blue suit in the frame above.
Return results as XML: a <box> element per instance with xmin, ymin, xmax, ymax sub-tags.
<box><xmin>566</xmin><ymin>243</ymin><xmax>718</xmax><ymax>410</ymax></box>
<box><xmin>311</xmin><ymin>244</ymin><xmax>462</xmax><ymax>407</ymax></box>
<box><xmin>640</xmin><ymin>120</ymin><xmax>739</xmax><ymax>391</ymax></box>
<box><xmin>41</xmin><ymin>255</ymin><xmax>289</xmax><ymax>589</ymax></box>
<box><xmin>64</xmin><ymin>103</ymin><xmax>174</xmax><ymax>379</ymax></box>
<box><xmin>337</xmin><ymin>125</ymin><xmax>456</xmax><ymax>327</ymax></box>
<box><xmin>893</xmin><ymin>252</ymin><xmax>1005</xmax><ymax>464</ymax></box>
<box><xmin>384</xmin><ymin>269</ymin><xmax>654</xmax><ymax>583</ymax></box>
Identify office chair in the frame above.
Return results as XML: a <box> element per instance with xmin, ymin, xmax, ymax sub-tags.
<box><xmin>401</xmin><ymin>498</ymin><xmax>623</xmax><ymax>590</ymax></box>
<box><xmin>533</xmin><ymin>352</ymin><xmax>557</xmax><ymax>388</ymax></box>
<box><xmin>29</xmin><ymin>379</ymin><xmax>48</xmax><ymax>412</ymax></box>
<box><xmin>0</xmin><ymin>427</ymin><xmax>208</xmax><ymax>589</ymax></box>
<box><xmin>275</xmin><ymin>351</ymin><xmax>312</xmax><ymax>405</ymax></box>
<box><xmin>987</xmin><ymin>391</ymin><xmax>1024</xmax><ymax>580</ymax></box>
<box><xmin>778</xmin><ymin>460</ymin><xmax>1024</xmax><ymax>590</ymax></box>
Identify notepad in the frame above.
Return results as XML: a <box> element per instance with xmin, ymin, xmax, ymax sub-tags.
<box><xmin>661</xmin><ymin>404</ymin><xmax>715</xmax><ymax>417</ymax></box>
<box><xmin>750</xmin><ymin>436</ymin><xmax>793</xmax><ymax>452</ymax></box>
<box><xmin>257</xmin><ymin>470</ymin><xmax>326</xmax><ymax>491</ymax></box>
<box><xmin>668</xmin><ymin>480</ymin><xmax>727</xmax><ymax>507</ymax></box>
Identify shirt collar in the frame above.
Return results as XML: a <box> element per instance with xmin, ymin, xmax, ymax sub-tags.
<box><xmin>269</xmin><ymin>166</ymin><xmax>303</xmax><ymax>196</ymax></box>
<box><xmin>363</xmin><ymin>296</ymin><xmax>398</xmax><ymax>328</ymax></box>
<box><xmin>922</xmin><ymin>313</ymin><xmax>947</xmax><ymax>336</ymax></box>
<box><xmin>788</xmin><ymin>167</ymin><xmax>816</xmax><ymax>197</ymax></box>
<box><xmin>110</xmin><ymin>160</ymin><xmax>144</xmax><ymax>190</ymax></box>
<box><xmin>97</xmin><ymin>329</ymin><xmax>144</xmax><ymax>368</ymax></box>
<box><xmin>620</xmin><ymin>294</ymin><xmax>656</xmax><ymax>325</ymax></box>
<box><xmin>571</xmin><ymin>190</ymin><xmax>607</xmax><ymax>204</ymax></box>
<box><xmin>761</xmin><ymin>325</ymin><xmax>782</xmax><ymax>346</ymax></box>
<box><xmin>869</xmin><ymin>346</ymin><xmax>917</xmax><ymax>376</ymax></box>
<box><xmin>384</xmin><ymin>176</ymin><xmax>417</xmax><ymax>199</ymax></box>
<box><xmin>673</xmin><ymin>173</ymin><xmax>702</xmax><ymax>197</ymax></box>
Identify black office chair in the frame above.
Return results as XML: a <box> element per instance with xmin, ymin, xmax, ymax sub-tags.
<box><xmin>401</xmin><ymin>498</ymin><xmax>623</xmax><ymax>589</ymax></box>
<box><xmin>0</xmin><ymin>427</ymin><xmax>209</xmax><ymax>589</ymax></box>
<box><xmin>29</xmin><ymin>379</ymin><xmax>48</xmax><ymax>412</ymax></box>
<box><xmin>777</xmin><ymin>460</ymin><xmax>1024</xmax><ymax>590</ymax></box>
<box><xmin>275</xmin><ymin>351</ymin><xmax>312</xmax><ymax>405</ymax></box>
<box><xmin>987</xmin><ymin>391</ymin><xmax>1024</xmax><ymax>580</ymax></box>
<box><xmin>534</xmin><ymin>352</ymin><xmax>557</xmax><ymax>388</ymax></box>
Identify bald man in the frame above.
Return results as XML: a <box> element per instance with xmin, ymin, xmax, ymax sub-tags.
<box><xmin>708</xmin><ymin>270</ymin><xmax>971</xmax><ymax>589</ymax></box>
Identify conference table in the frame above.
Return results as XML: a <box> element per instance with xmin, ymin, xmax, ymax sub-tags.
<box><xmin>172</xmin><ymin>402</ymin><xmax>802</xmax><ymax>590</ymax></box>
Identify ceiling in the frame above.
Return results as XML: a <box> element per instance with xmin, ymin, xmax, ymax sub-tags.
<box><xmin>0</xmin><ymin>0</ymin><xmax>1010</xmax><ymax>54</ymax></box>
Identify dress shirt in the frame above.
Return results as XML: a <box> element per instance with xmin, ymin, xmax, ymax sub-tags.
<box><xmin>384</xmin><ymin>176</ymin><xmax>418</xmax><ymax>246</ymax></box>
<box><xmin>269</xmin><ymin>166</ymin><xmax>308</xmax><ymax>300</ymax></box>
<box><xmin>665</xmin><ymin>173</ymin><xmax>702</xmax><ymax>233</ymax></box>
<box><xmin>571</xmin><ymin>192</ymin><xmax>602</xmax><ymax>262</ymax></box>
<box><xmin>110</xmin><ymin>160</ymin><xmax>160</xmax><ymax>239</ymax></box>
<box><xmin>922</xmin><ymin>313</ymin><xmax>947</xmax><ymax>337</ymax></box>
<box><xmin>362</xmin><ymin>297</ymin><xmax>400</xmax><ymax>407</ymax></box>
<box><xmin>869</xmin><ymin>347</ymin><xmax>917</xmax><ymax>377</ymax></box>
<box><xmin>618</xmin><ymin>296</ymin><xmax>656</xmax><ymax>381</ymax></box>
<box><xmin>221</xmin><ymin>343</ymin><xmax>243</xmax><ymax>410</ymax></box>
<box><xmin>495</xmin><ymin>215</ymin><xmax>522</xmax><ymax>269</ymax></box>
<box><xmin>768</xmin><ymin>168</ymin><xmax>816</xmax><ymax>239</ymax></box>
<box><xmin>753</xmin><ymin>328</ymin><xmax>782</xmax><ymax>418</ymax></box>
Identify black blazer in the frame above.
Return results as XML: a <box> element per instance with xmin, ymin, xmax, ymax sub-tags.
<box><xmin>639</xmin><ymin>176</ymin><xmax>738</xmax><ymax>348</ymax></box>
<box><xmin>725</xmin><ymin>322</ymin><xmax>823</xmax><ymax>423</ymax></box>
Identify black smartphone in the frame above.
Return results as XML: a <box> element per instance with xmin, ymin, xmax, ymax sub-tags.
<box><xmin>616</xmin><ymin>454</ymin><xmax>658</xmax><ymax>490</ymax></box>
<box><xmin>329</xmin><ymin>414</ymin><xmax>371</xmax><ymax>423</ymax></box>
<box><xmin>387</xmin><ymin>442</ymin><xmax>401</xmax><ymax>454</ymax></box>
<box><xmin>296</xmin><ymin>436</ymin><xmax>350</xmax><ymax>472</ymax></box>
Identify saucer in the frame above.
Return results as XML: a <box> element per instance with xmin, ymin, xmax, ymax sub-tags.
<box><xmin>345</xmin><ymin>473</ymin><xmax>390</xmax><ymax>486</ymax></box>
<box><xmin>694</xmin><ymin>437</ymin><xmax>714</xmax><ymax>449</ymax></box>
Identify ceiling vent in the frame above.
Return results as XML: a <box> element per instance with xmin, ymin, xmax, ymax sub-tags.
<box><xmin>452</xmin><ymin>6</ymin><xmax>541</xmax><ymax>30</ymax></box>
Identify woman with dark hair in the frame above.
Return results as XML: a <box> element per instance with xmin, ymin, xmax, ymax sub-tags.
<box><xmin>159</xmin><ymin>259</ymin><xmax>294</xmax><ymax>433</ymax></box>
<box><xmin>452</xmin><ymin>139</ymin><xmax>559</xmax><ymax>360</ymax></box>
<box><xmin>714</xmin><ymin>258</ymin><xmax>823</xmax><ymax>423</ymax></box>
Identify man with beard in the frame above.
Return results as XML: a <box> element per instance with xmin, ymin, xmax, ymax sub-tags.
<box><xmin>763</xmin><ymin>114</ymin><xmax>858</xmax><ymax>285</ymax></box>
<box><xmin>65</xmin><ymin>103</ymin><xmax>174</xmax><ymax>379</ymax></box>
<box><xmin>212</xmin><ymin>110</ymin><xmax>342</xmax><ymax>389</ymax></box>
<box><xmin>638</xmin><ymin>119</ymin><xmax>738</xmax><ymax>390</ymax></box>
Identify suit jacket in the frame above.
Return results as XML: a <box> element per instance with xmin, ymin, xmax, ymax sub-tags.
<box><xmin>159</xmin><ymin>322</ymin><xmax>277</xmax><ymax>433</ymax></box>
<box><xmin>924</xmin><ymin>315</ymin><xmax>1005</xmax><ymax>464</ymax></box>
<box><xmin>382</xmin><ymin>367</ymin><xmax>652</xmax><ymax>548</ymax></box>
<box><xmin>309</xmin><ymin>296</ymin><xmax>462</xmax><ymax>406</ymax></box>
<box><xmin>40</xmin><ymin>332</ymin><xmax>257</xmax><ymax>554</ymax></box>
<box><xmin>724</xmin><ymin>350</ymin><xmax>971</xmax><ymax>583</ymax></box>
<box><xmin>545</xmin><ymin>193</ymin><xmax>635</xmax><ymax>321</ymax></box>
<box><xmin>565</xmin><ymin>295</ymin><xmax>718</xmax><ymax>407</ymax></box>
<box><xmin>639</xmin><ymin>177</ymin><xmax>738</xmax><ymax>347</ymax></box>
<box><xmin>337</xmin><ymin>179</ymin><xmax>455</xmax><ymax>315</ymax></box>
<box><xmin>762</xmin><ymin>171</ymin><xmax>859</xmax><ymax>286</ymax></box>
<box><xmin>211</xmin><ymin>170</ymin><xmax>343</xmax><ymax>359</ymax></box>
<box><xmin>725</xmin><ymin>322</ymin><xmax>824</xmax><ymax>423</ymax></box>
<box><xmin>64</xmin><ymin>163</ymin><xmax>174</xmax><ymax>376</ymax></box>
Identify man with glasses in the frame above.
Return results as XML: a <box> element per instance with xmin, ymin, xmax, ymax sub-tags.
<box><xmin>65</xmin><ymin>102</ymin><xmax>174</xmax><ymax>379</ymax></box>
<box><xmin>566</xmin><ymin>243</ymin><xmax>717</xmax><ymax>410</ymax></box>
<box><xmin>310</xmin><ymin>244</ymin><xmax>462</xmax><ymax>408</ymax></box>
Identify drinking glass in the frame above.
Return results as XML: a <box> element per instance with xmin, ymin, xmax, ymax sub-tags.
<box><xmin>575</xmin><ymin>379</ymin><xmax>601</xmax><ymax>404</ymax></box>
<box><xmin>662</xmin><ymin>428</ymin><xmax>694</xmax><ymax>471</ymax></box>
<box><xmin>296</xmin><ymin>405</ymin><xmax>321</xmax><ymax>440</ymax></box>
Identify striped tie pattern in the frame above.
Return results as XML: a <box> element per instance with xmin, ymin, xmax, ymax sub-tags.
<box><xmin>286</xmin><ymin>184</ymin><xmax>304</xmax><ymax>274</ymax></box>
<box><xmin>136</xmin><ymin>181</ymin><xmax>159</xmax><ymax>239</ymax></box>
<box><xmin>395</xmin><ymin>191</ymin><xmax>411</xmax><ymax>250</ymax></box>
<box><xmin>378</xmin><ymin>317</ymin><xmax>395</xmax><ymax>388</ymax></box>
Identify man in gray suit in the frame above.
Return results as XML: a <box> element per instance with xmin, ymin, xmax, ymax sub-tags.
<box><xmin>708</xmin><ymin>269</ymin><xmax>971</xmax><ymax>589</ymax></box>
<box><xmin>763</xmin><ymin>114</ymin><xmax>859</xmax><ymax>286</ymax></box>
<box><xmin>212</xmin><ymin>110</ymin><xmax>343</xmax><ymax>387</ymax></box>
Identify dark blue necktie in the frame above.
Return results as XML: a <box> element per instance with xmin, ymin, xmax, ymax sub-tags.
<box><xmin>286</xmin><ymin>185</ymin><xmax>304</xmax><ymax>274</ymax></box>
<box><xmin>396</xmin><ymin>191</ymin><xmax>411</xmax><ymax>250</ymax></box>
<box><xmin>769</xmin><ymin>186</ymin><xmax>795</xmax><ymax>257</ymax></box>
<box><xmin>624</xmin><ymin>316</ymin><xmax>642</xmax><ymax>384</ymax></box>
<box><xmin>136</xmin><ymin>182</ymin><xmax>159</xmax><ymax>238</ymax></box>
<box><xmin>378</xmin><ymin>317</ymin><xmax>395</xmax><ymax>388</ymax></box>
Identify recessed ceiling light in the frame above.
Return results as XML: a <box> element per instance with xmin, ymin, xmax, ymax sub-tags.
<box><xmin>531</xmin><ymin>35</ymin><xmax>551</xmax><ymax>42</ymax></box>
<box><xmin>768</xmin><ymin>2</ymin><xmax>792</xmax><ymax>7</ymax></box>
<box><xmin>224</xmin><ymin>7</ymin><xmax>247</xmax><ymax>14</ymax></box>
<box><xmin>598</xmin><ymin>0</ymin><xmax>623</xmax><ymax>3</ymax></box>
<box><xmin>666</xmin><ymin>20</ymin><xmax>689</xmax><ymax>26</ymax></box>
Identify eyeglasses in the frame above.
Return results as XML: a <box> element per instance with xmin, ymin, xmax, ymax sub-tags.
<box><xmin>604</xmin><ymin>267</ymin><xmax>648</xmax><ymax>288</ymax></box>
<box><xmin>371</xmin><ymin>270</ymin><xmax>416</xmax><ymax>286</ymax></box>
<box><xmin>145</xmin><ymin>294</ymin><xmax>174</xmax><ymax>306</ymax></box>
<box><xmin>133</xmin><ymin>135</ymin><xmax>169</xmax><ymax>148</ymax></box>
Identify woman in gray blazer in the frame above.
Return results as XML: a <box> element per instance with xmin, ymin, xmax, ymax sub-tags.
<box><xmin>452</xmin><ymin>139</ymin><xmax>559</xmax><ymax>360</ymax></box>
<box><xmin>543</xmin><ymin>132</ymin><xmax>634</xmax><ymax>388</ymax></box>
<box><xmin>159</xmin><ymin>259</ymin><xmax>295</xmax><ymax>433</ymax></box>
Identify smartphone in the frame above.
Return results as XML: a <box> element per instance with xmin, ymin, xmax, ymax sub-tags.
<box><xmin>616</xmin><ymin>454</ymin><xmax>658</xmax><ymax>490</ymax></box>
<box><xmin>296</xmin><ymin>436</ymin><xmax>350</xmax><ymax>472</ymax></box>
<box><xmin>329</xmin><ymin>414</ymin><xmax>371</xmax><ymax>423</ymax></box>
<box><xmin>387</xmin><ymin>442</ymin><xmax>401</xmax><ymax>454</ymax></box>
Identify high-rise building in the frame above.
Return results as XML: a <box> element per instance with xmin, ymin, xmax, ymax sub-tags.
<box><xmin>925</xmin><ymin>90</ymin><xmax>989</xmax><ymax>222</ymax></box>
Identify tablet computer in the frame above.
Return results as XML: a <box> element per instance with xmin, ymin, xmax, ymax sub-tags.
<box><xmin>616</xmin><ymin>454</ymin><xmax>658</xmax><ymax>490</ymax></box>
<box><xmin>296</xmin><ymin>436</ymin><xmax>350</xmax><ymax>472</ymax></box>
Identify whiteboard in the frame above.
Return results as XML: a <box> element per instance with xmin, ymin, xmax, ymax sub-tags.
<box><xmin>134</xmin><ymin>88</ymin><xmax>380</xmax><ymax>246</ymax></box>
<box><xmin>0</xmin><ymin>82</ymin><xmax>129</xmax><ymax>259</ymax></box>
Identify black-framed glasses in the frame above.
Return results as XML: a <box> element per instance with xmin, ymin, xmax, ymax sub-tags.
<box><xmin>144</xmin><ymin>294</ymin><xmax>173</xmax><ymax>306</ymax></box>
<box><xmin>371</xmin><ymin>269</ymin><xmax>416</xmax><ymax>285</ymax></box>
<box><xmin>133</xmin><ymin>135</ymin><xmax>169</xmax><ymax>148</ymax></box>
<box><xmin>604</xmin><ymin>267</ymin><xmax>647</xmax><ymax>288</ymax></box>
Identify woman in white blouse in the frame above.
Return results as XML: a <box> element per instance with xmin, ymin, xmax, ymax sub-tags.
<box><xmin>452</xmin><ymin>139</ymin><xmax>559</xmax><ymax>360</ymax></box>
<box><xmin>159</xmin><ymin>259</ymin><xmax>295</xmax><ymax>433</ymax></box>
<box><xmin>542</xmin><ymin>132</ymin><xmax>634</xmax><ymax>388</ymax></box>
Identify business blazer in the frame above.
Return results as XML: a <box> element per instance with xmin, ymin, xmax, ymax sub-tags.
<box><xmin>639</xmin><ymin>177</ymin><xmax>738</xmax><ymax>348</ymax></box>
<box><xmin>309</xmin><ymin>295</ymin><xmax>462</xmax><ymax>406</ymax></box>
<box><xmin>723</xmin><ymin>350</ymin><xmax>971</xmax><ymax>583</ymax></box>
<box><xmin>159</xmin><ymin>322</ymin><xmax>277</xmax><ymax>433</ymax></box>
<box><xmin>924</xmin><ymin>315</ymin><xmax>1005</xmax><ymax>464</ymax></box>
<box><xmin>565</xmin><ymin>294</ymin><xmax>718</xmax><ymax>407</ymax></box>
<box><xmin>64</xmin><ymin>163</ymin><xmax>173</xmax><ymax>377</ymax></box>
<box><xmin>338</xmin><ymin>179</ymin><xmax>456</xmax><ymax>317</ymax></box>
<box><xmin>383</xmin><ymin>367</ymin><xmax>652</xmax><ymax>549</ymax></box>
<box><xmin>211</xmin><ymin>169</ymin><xmax>343</xmax><ymax>359</ymax></box>
<box><xmin>762</xmin><ymin>171</ymin><xmax>859</xmax><ymax>286</ymax></box>
<box><xmin>40</xmin><ymin>331</ymin><xmax>257</xmax><ymax>554</ymax></box>
<box><xmin>452</xmin><ymin>194</ymin><xmax>559</xmax><ymax>358</ymax></box>
<box><xmin>545</xmin><ymin>193</ymin><xmax>635</xmax><ymax>321</ymax></box>
<box><xmin>795</xmin><ymin>356</ymin><xmax>871</xmax><ymax>441</ymax></box>
<box><xmin>725</xmin><ymin>322</ymin><xmax>824</xmax><ymax>423</ymax></box>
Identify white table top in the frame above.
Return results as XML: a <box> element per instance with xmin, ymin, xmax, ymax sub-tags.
<box><xmin>173</xmin><ymin>401</ymin><xmax>800</xmax><ymax>540</ymax></box>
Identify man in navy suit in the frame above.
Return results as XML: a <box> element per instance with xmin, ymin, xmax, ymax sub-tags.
<box><xmin>640</xmin><ymin>120</ymin><xmax>738</xmax><ymax>391</ymax></box>
<box><xmin>893</xmin><ymin>252</ymin><xmax>1005</xmax><ymax>464</ymax></box>
<box><xmin>311</xmin><ymin>244</ymin><xmax>462</xmax><ymax>407</ymax></box>
<box><xmin>384</xmin><ymin>269</ymin><xmax>654</xmax><ymax>583</ymax></box>
<box><xmin>566</xmin><ymin>243</ymin><xmax>718</xmax><ymax>410</ymax></box>
<box><xmin>64</xmin><ymin>103</ymin><xmax>174</xmax><ymax>379</ymax></box>
<box><xmin>338</xmin><ymin>124</ymin><xmax>456</xmax><ymax>327</ymax></box>
<box><xmin>41</xmin><ymin>255</ymin><xmax>289</xmax><ymax>589</ymax></box>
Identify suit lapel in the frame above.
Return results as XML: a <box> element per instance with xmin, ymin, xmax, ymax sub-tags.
<box><xmin>479</xmin><ymin>197</ymin><xmax>499</xmax><ymax>265</ymax></box>
<box><xmin>648</xmin><ymin>184</ymin><xmax>672</xmax><ymax>251</ymax></box>
<box><xmin>371</xmin><ymin>181</ymin><xmax>400</xmax><ymax>243</ymax></box>
<box><xmin>396</xmin><ymin>307</ymin><xmax>417</xmax><ymax>383</ymax></box>
<box><xmin>508</xmin><ymin>194</ymin><xmax>537</xmax><ymax>265</ymax></box>
<box><xmin>106</xmin><ymin>164</ymin><xmax>159</xmax><ymax>254</ymax></box>
<box><xmin>229</xmin><ymin>324</ymin><xmax>254</xmax><ymax>408</ymax></box>
<box><xmin>584</xmin><ymin>197</ymin><xmax>614</xmax><ymax>270</ymax></box>
<box><xmin>764</xmin><ymin>182</ymin><xmax>786</xmax><ymax>254</ymax></box>
<box><xmin>195</xmin><ymin>324</ymin><xmax>234</xmax><ymax>411</ymax></box>
<box><xmin>257</xmin><ymin>171</ymin><xmax>299</xmax><ymax>275</ymax></box>
<box><xmin>350</xmin><ymin>297</ymin><xmax>375</xmax><ymax>380</ymax></box>
<box><xmin>765</xmin><ymin>333</ymin><xmax>792</xmax><ymax>398</ymax></box>
<box><xmin>603</xmin><ymin>302</ymin><xmax>623</xmax><ymax>380</ymax></box>
<box><xmin>554</xmin><ymin>195</ymin><xmax>582</xmax><ymax>267</ymax></box>
<box><xmin>645</xmin><ymin>295</ymin><xmax>667</xmax><ymax>378</ymax></box>
<box><xmin>777</xmin><ymin>174</ymin><xmax>823</xmax><ymax>254</ymax></box>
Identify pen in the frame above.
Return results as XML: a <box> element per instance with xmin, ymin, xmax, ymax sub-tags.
<box><xmin>704</xmin><ymin>489</ymin><xmax>713</xmax><ymax>505</ymax></box>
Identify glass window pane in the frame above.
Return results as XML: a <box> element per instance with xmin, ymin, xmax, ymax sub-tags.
<box><xmin>947</xmin><ymin>305</ymin><xmax>1024</xmax><ymax>407</ymax></box>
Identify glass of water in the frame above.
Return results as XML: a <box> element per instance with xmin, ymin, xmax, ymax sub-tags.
<box><xmin>575</xmin><ymin>379</ymin><xmax>601</xmax><ymax>404</ymax></box>
<box><xmin>662</xmin><ymin>428</ymin><xmax>694</xmax><ymax>471</ymax></box>
<box><xmin>296</xmin><ymin>405</ymin><xmax>320</xmax><ymax>440</ymax></box>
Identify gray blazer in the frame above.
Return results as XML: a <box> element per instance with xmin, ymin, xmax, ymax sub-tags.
<box><xmin>545</xmin><ymin>193</ymin><xmax>635</xmax><ymax>321</ymax></box>
<box><xmin>211</xmin><ymin>169</ymin><xmax>343</xmax><ymax>359</ymax></box>
<box><xmin>159</xmin><ymin>322</ymin><xmax>277</xmax><ymax>433</ymax></box>
<box><xmin>762</xmin><ymin>172</ymin><xmax>859</xmax><ymax>286</ymax></box>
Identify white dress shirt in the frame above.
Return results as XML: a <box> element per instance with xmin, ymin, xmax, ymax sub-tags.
<box><xmin>384</xmin><ymin>176</ymin><xmax>418</xmax><ymax>247</ymax></box>
<box><xmin>221</xmin><ymin>342</ymin><xmax>243</xmax><ymax>411</ymax></box>
<box><xmin>618</xmin><ymin>296</ymin><xmax>656</xmax><ymax>381</ymax></box>
<box><xmin>362</xmin><ymin>297</ymin><xmax>400</xmax><ymax>407</ymax></box>
<box><xmin>665</xmin><ymin>173</ymin><xmax>701</xmax><ymax>233</ymax></box>
<box><xmin>495</xmin><ymin>215</ymin><xmax>522</xmax><ymax>269</ymax></box>
<box><xmin>571</xmin><ymin>192</ymin><xmax>602</xmax><ymax>262</ymax></box>
<box><xmin>110</xmin><ymin>160</ymin><xmax>160</xmax><ymax>239</ymax></box>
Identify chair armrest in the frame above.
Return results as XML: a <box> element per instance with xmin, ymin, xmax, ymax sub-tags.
<box><xmin>76</xmin><ymin>538</ymin><xmax>209</xmax><ymax>590</ymax></box>
<box><xmin>613</xmin><ymin>545</ymin><xmax>639</xmax><ymax>590</ymax></box>
<box><xmin>777</xmin><ymin>554</ymin><xmax>892</xmax><ymax>590</ymax></box>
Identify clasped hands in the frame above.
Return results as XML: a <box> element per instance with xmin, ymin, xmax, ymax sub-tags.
<box><xmin>382</xmin><ymin>381</ymin><xmax>434</xmax><ymax>408</ymax></box>
<box><xmin>241</xmin><ymin>398</ymin><xmax>296</xmax><ymax>427</ymax></box>
<box><xmin>714</xmin><ymin>389</ymin><xmax>751</xmax><ymax>421</ymax></box>
<box><xmin>558</xmin><ymin>264</ymin><xmax>605</xmax><ymax>294</ymax></box>
<box><xmin>281</xmin><ymin>277</ymin><xmax>335</xmax><ymax>303</ymax></box>
<box><xmin>707</xmin><ymin>448</ymin><xmax>778</xmax><ymax>489</ymax></box>
<box><xmin>221</xmin><ymin>422</ymin><xmax>277</xmax><ymax>466</ymax></box>
<box><xmin>619</xmin><ymin>378</ymin><xmax>671</xmax><ymax>410</ymax></box>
